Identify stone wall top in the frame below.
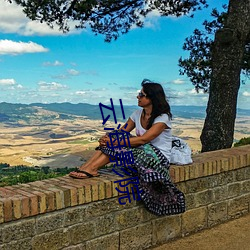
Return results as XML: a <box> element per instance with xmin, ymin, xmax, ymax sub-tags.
<box><xmin>0</xmin><ymin>145</ymin><xmax>249</xmax><ymax>224</ymax></box>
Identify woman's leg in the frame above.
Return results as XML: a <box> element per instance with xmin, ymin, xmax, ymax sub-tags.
<box><xmin>81</xmin><ymin>150</ymin><xmax>103</xmax><ymax>168</ymax></box>
<box><xmin>69</xmin><ymin>150</ymin><xmax>111</xmax><ymax>178</ymax></box>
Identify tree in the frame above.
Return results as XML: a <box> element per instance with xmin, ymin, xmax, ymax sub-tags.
<box><xmin>179</xmin><ymin>6</ymin><xmax>250</xmax><ymax>92</ymax></box>
<box><xmin>8</xmin><ymin>0</ymin><xmax>208</xmax><ymax>42</ymax></box>
<box><xmin>179</xmin><ymin>2</ymin><xmax>250</xmax><ymax>152</ymax></box>
<box><xmin>8</xmin><ymin>0</ymin><xmax>250</xmax><ymax>152</ymax></box>
<box><xmin>200</xmin><ymin>0</ymin><xmax>250</xmax><ymax>152</ymax></box>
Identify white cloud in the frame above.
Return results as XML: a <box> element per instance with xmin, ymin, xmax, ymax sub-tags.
<box><xmin>172</xmin><ymin>79</ymin><xmax>185</xmax><ymax>85</ymax></box>
<box><xmin>75</xmin><ymin>91</ymin><xmax>86</xmax><ymax>95</ymax></box>
<box><xmin>243</xmin><ymin>91</ymin><xmax>250</xmax><ymax>97</ymax></box>
<box><xmin>0</xmin><ymin>0</ymin><xmax>82</xmax><ymax>36</ymax></box>
<box><xmin>0</xmin><ymin>78</ymin><xmax>25</xmax><ymax>91</ymax></box>
<box><xmin>38</xmin><ymin>81</ymin><xmax>68</xmax><ymax>91</ymax></box>
<box><xmin>0</xmin><ymin>39</ymin><xmax>48</xmax><ymax>55</ymax></box>
<box><xmin>43</xmin><ymin>60</ymin><xmax>63</xmax><ymax>66</ymax></box>
<box><xmin>0</xmin><ymin>78</ymin><xmax>16</xmax><ymax>85</ymax></box>
<box><xmin>68</xmin><ymin>69</ymin><xmax>80</xmax><ymax>76</ymax></box>
<box><xmin>17</xmin><ymin>84</ymin><xmax>24</xmax><ymax>89</ymax></box>
<box><xmin>188</xmin><ymin>89</ymin><xmax>206</xmax><ymax>95</ymax></box>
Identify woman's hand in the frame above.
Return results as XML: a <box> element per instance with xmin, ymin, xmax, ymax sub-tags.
<box><xmin>98</xmin><ymin>135</ymin><xmax>118</xmax><ymax>147</ymax></box>
<box><xmin>98</xmin><ymin>135</ymin><xmax>107</xmax><ymax>147</ymax></box>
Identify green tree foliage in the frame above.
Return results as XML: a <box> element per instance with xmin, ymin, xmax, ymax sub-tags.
<box><xmin>179</xmin><ymin>5</ymin><xmax>250</xmax><ymax>92</ymax></box>
<box><xmin>234</xmin><ymin>137</ymin><xmax>250</xmax><ymax>147</ymax></box>
<box><xmin>8</xmin><ymin>0</ymin><xmax>208</xmax><ymax>42</ymax></box>
<box><xmin>0</xmin><ymin>165</ymin><xmax>78</xmax><ymax>187</ymax></box>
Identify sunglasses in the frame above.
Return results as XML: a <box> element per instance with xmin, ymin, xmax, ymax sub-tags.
<box><xmin>138</xmin><ymin>92</ymin><xmax>146</xmax><ymax>98</ymax></box>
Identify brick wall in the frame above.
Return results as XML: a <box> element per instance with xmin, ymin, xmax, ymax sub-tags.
<box><xmin>0</xmin><ymin>145</ymin><xmax>250</xmax><ymax>250</ymax></box>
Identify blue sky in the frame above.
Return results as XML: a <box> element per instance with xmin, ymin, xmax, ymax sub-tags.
<box><xmin>0</xmin><ymin>0</ymin><xmax>249</xmax><ymax>108</ymax></box>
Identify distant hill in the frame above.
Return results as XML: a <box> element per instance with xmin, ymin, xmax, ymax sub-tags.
<box><xmin>0</xmin><ymin>102</ymin><xmax>249</xmax><ymax>124</ymax></box>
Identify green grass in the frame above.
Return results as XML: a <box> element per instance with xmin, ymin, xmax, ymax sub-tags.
<box><xmin>0</xmin><ymin>164</ymin><xmax>78</xmax><ymax>187</ymax></box>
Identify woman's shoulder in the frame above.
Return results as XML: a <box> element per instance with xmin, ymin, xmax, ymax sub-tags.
<box><xmin>155</xmin><ymin>113</ymin><xmax>171</xmax><ymax>120</ymax></box>
<box><xmin>153</xmin><ymin>113</ymin><xmax>172</xmax><ymax>127</ymax></box>
<box><xmin>130</xmin><ymin>109</ymin><xmax>142</xmax><ymax>117</ymax></box>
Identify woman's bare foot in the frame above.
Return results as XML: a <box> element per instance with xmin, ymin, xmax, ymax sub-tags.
<box><xmin>69</xmin><ymin>167</ymin><xmax>99</xmax><ymax>179</ymax></box>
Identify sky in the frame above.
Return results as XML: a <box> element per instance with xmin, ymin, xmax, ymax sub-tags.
<box><xmin>0</xmin><ymin>0</ymin><xmax>249</xmax><ymax>108</ymax></box>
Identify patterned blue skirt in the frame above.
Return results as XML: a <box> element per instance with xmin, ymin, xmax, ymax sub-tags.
<box><xmin>96</xmin><ymin>134</ymin><xmax>185</xmax><ymax>215</ymax></box>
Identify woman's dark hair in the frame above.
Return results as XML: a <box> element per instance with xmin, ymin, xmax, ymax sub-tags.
<box><xmin>141</xmin><ymin>79</ymin><xmax>172</xmax><ymax>129</ymax></box>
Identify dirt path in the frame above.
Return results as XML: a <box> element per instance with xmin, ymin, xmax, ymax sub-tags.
<box><xmin>151</xmin><ymin>213</ymin><xmax>250</xmax><ymax>250</ymax></box>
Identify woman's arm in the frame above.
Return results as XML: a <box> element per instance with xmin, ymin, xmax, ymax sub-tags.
<box><xmin>128</xmin><ymin>122</ymin><xmax>168</xmax><ymax>147</ymax></box>
<box><xmin>98</xmin><ymin>118</ymin><xmax>135</xmax><ymax>147</ymax></box>
<box><xmin>119</xmin><ymin>118</ymin><xmax>135</xmax><ymax>133</ymax></box>
<box><xmin>102</xmin><ymin>122</ymin><xmax>168</xmax><ymax>148</ymax></box>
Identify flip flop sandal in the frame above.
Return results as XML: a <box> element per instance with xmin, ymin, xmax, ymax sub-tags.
<box><xmin>69</xmin><ymin>169</ymin><xmax>100</xmax><ymax>179</ymax></box>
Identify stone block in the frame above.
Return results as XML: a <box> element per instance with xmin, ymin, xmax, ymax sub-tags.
<box><xmin>235</xmin><ymin>168</ymin><xmax>246</xmax><ymax>181</ymax></box>
<box><xmin>208</xmin><ymin>201</ymin><xmax>227</xmax><ymax>227</ymax></box>
<box><xmin>94</xmin><ymin>213</ymin><xmax>118</xmax><ymax>237</ymax></box>
<box><xmin>194</xmin><ymin>189</ymin><xmax>214</xmax><ymax>207</ymax></box>
<box><xmin>181</xmin><ymin>206</ymin><xmax>207</xmax><ymax>235</ymax></box>
<box><xmin>185</xmin><ymin>193</ymin><xmax>195</xmax><ymax>210</ymax></box>
<box><xmin>86</xmin><ymin>232</ymin><xmax>119</xmax><ymax>250</ymax></box>
<box><xmin>2</xmin><ymin>218</ymin><xmax>36</xmax><ymax>243</ymax></box>
<box><xmin>241</xmin><ymin>179</ymin><xmax>250</xmax><ymax>194</ymax></box>
<box><xmin>0</xmin><ymin>228</ymin><xmax>2</xmax><ymax>244</ymax></box>
<box><xmin>0</xmin><ymin>238</ymin><xmax>32</xmax><ymax>250</ymax></box>
<box><xmin>36</xmin><ymin>212</ymin><xmax>64</xmax><ymax>234</ymax></box>
<box><xmin>175</xmin><ymin>182</ymin><xmax>187</xmax><ymax>193</ymax></box>
<box><xmin>62</xmin><ymin>244</ymin><xmax>86</xmax><ymax>250</ymax></box>
<box><xmin>115</xmin><ymin>207</ymin><xmax>146</xmax><ymax>230</ymax></box>
<box><xmin>245</xmin><ymin>166</ymin><xmax>250</xmax><ymax>179</ymax></box>
<box><xmin>152</xmin><ymin>214</ymin><xmax>181</xmax><ymax>245</ymax></box>
<box><xmin>213</xmin><ymin>185</ymin><xmax>228</xmax><ymax>201</ymax></box>
<box><xmin>216</xmin><ymin>171</ymin><xmax>235</xmax><ymax>186</ymax></box>
<box><xmin>64</xmin><ymin>207</ymin><xmax>85</xmax><ymax>226</ymax></box>
<box><xmin>185</xmin><ymin>178</ymin><xmax>209</xmax><ymax>193</ymax></box>
<box><xmin>228</xmin><ymin>195</ymin><xmax>249</xmax><ymax>219</ymax></box>
<box><xmin>67</xmin><ymin>221</ymin><xmax>96</xmax><ymax>244</ymax></box>
<box><xmin>228</xmin><ymin>183</ymin><xmax>241</xmax><ymax>198</ymax></box>
<box><xmin>32</xmin><ymin>228</ymin><xmax>70</xmax><ymax>250</ymax></box>
<box><xmin>120</xmin><ymin>222</ymin><xmax>152</xmax><ymax>250</ymax></box>
<box><xmin>84</xmin><ymin>198</ymin><xmax>122</xmax><ymax>219</ymax></box>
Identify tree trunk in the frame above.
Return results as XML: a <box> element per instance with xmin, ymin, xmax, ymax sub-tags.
<box><xmin>200</xmin><ymin>0</ymin><xmax>250</xmax><ymax>152</ymax></box>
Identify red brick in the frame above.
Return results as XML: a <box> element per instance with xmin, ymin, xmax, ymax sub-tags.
<box><xmin>98</xmin><ymin>181</ymin><xmax>105</xmax><ymax>200</ymax></box>
<box><xmin>194</xmin><ymin>164</ymin><xmax>201</xmax><ymax>178</ymax></box>
<box><xmin>0</xmin><ymin>200</ymin><xmax>4</xmax><ymax>223</ymax></box>
<box><xmin>198</xmin><ymin>163</ymin><xmax>204</xmax><ymax>177</ymax></box>
<box><xmin>48</xmin><ymin>187</ymin><xmax>64</xmax><ymax>210</ymax></box>
<box><xmin>0</xmin><ymin>198</ymin><xmax>12</xmax><ymax>222</ymax></box>
<box><xmin>20</xmin><ymin>196</ymin><xmax>30</xmax><ymax>218</ymax></box>
<box><xmin>0</xmin><ymin>187</ymin><xmax>16</xmax><ymax>198</ymax></box>
<box><xmin>82</xmin><ymin>184</ymin><xmax>92</xmax><ymax>203</ymax></box>
<box><xmin>11</xmin><ymin>189</ymin><xmax>38</xmax><ymax>216</ymax></box>
<box><xmin>212</xmin><ymin>161</ymin><xmax>217</xmax><ymax>175</ymax></box>
<box><xmin>169</xmin><ymin>167</ymin><xmax>176</xmax><ymax>182</ymax></box>
<box><xmin>32</xmin><ymin>190</ymin><xmax>47</xmax><ymax>214</ymax></box>
<box><xmin>104</xmin><ymin>181</ymin><xmax>112</xmax><ymax>198</ymax></box>
<box><xmin>12</xmin><ymin>197</ymin><xmax>22</xmax><ymax>220</ymax></box>
<box><xmin>55</xmin><ymin>178</ymin><xmax>85</xmax><ymax>205</ymax></box>
<box><xmin>60</xmin><ymin>185</ymin><xmax>77</xmax><ymax>206</ymax></box>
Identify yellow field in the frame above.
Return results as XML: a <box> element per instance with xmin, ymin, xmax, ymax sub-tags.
<box><xmin>0</xmin><ymin>116</ymin><xmax>249</xmax><ymax>167</ymax></box>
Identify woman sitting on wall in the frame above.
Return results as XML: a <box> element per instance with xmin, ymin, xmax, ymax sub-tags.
<box><xmin>69</xmin><ymin>79</ymin><xmax>185</xmax><ymax>215</ymax></box>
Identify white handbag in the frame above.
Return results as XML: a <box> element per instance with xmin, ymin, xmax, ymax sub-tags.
<box><xmin>170</xmin><ymin>136</ymin><xmax>193</xmax><ymax>165</ymax></box>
